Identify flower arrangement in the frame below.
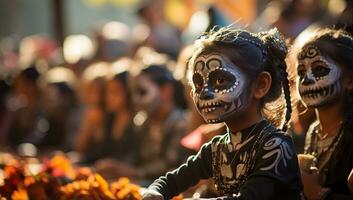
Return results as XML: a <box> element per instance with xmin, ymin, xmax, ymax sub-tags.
<box><xmin>0</xmin><ymin>154</ymin><xmax>142</xmax><ymax>200</ymax></box>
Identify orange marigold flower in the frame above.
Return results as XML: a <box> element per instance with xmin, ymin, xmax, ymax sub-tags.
<box><xmin>11</xmin><ymin>188</ymin><xmax>29</xmax><ymax>200</ymax></box>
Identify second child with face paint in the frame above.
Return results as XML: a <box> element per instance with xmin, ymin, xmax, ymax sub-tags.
<box><xmin>142</xmin><ymin>27</ymin><xmax>302</xmax><ymax>200</ymax></box>
<box><xmin>296</xmin><ymin>29</ymin><xmax>353</xmax><ymax>200</ymax></box>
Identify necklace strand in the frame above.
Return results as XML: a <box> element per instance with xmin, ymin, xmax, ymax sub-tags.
<box><xmin>229</xmin><ymin>120</ymin><xmax>263</xmax><ymax>165</ymax></box>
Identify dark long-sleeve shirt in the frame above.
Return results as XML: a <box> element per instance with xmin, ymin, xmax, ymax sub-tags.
<box><xmin>149</xmin><ymin>120</ymin><xmax>302</xmax><ymax>200</ymax></box>
<box><xmin>305</xmin><ymin>120</ymin><xmax>353</xmax><ymax>200</ymax></box>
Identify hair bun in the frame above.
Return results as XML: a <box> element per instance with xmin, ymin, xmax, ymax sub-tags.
<box><xmin>258</xmin><ymin>28</ymin><xmax>288</xmax><ymax>61</ymax></box>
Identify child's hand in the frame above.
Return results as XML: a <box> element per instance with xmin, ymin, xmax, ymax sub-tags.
<box><xmin>142</xmin><ymin>189</ymin><xmax>164</xmax><ymax>200</ymax></box>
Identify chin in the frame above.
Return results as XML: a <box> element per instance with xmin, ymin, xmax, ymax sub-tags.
<box><xmin>202</xmin><ymin>112</ymin><xmax>235</xmax><ymax>124</ymax></box>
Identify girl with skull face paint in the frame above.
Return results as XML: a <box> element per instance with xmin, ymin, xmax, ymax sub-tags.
<box><xmin>142</xmin><ymin>27</ymin><xmax>302</xmax><ymax>200</ymax></box>
<box><xmin>297</xmin><ymin>29</ymin><xmax>353</xmax><ymax>200</ymax></box>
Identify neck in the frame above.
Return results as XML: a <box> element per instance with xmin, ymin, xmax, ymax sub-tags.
<box><xmin>225</xmin><ymin>106</ymin><xmax>263</xmax><ymax>133</ymax></box>
<box><xmin>151</xmin><ymin>103</ymin><xmax>174</xmax><ymax>123</ymax></box>
<box><xmin>315</xmin><ymin>100</ymin><xmax>345</xmax><ymax>137</ymax></box>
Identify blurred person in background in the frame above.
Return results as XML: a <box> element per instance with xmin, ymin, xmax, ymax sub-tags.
<box><xmin>127</xmin><ymin>63</ymin><xmax>191</xmax><ymax>184</ymax></box>
<box><xmin>75</xmin><ymin>62</ymin><xmax>109</xmax><ymax>163</ymax></box>
<box><xmin>40</xmin><ymin>67</ymin><xmax>80</xmax><ymax>151</ymax></box>
<box><xmin>6</xmin><ymin>65</ymin><xmax>44</xmax><ymax>148</ymax></box>
<box><xmin>335</xmin><ymin>0</ymin><xmax>353</xmax><ymax>36</ymax></box>
<box><xmin>136</xmin><ymin>0</ymin><xmax>182</xmax><ymax>60</ymax></box>
<box><xmin>271</xmin><ymin>0</ymin><xmax>326</xmax><ymax>41</ymax></box>
<box><xmin>0</xmin><ymin>78</ymin><xmax>11</xmax><ymax>146</ymax></box>
<box><xmin>93</xmin><ymin>21</ymin><xmax>132</xmax><ymax>62</ymax></box>
<box><xmin>92</xmin><ymin>59</ymin><xmax>140</xmax><ymax>179</ymax></box>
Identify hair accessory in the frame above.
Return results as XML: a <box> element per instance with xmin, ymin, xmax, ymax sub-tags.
<box><xmin>199</xmin><ymin>26</ymin><xmax>268</xmax><ymax>63</ymax></box>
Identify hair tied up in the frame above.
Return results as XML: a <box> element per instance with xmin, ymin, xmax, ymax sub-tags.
<box><xmin>259</xmin><ymin>28</ymin><xmax>288</xmax><ymax>62</ymax></box>
<box><xmin>259</xmin><ymin>28</ymin><xmax>292</xmax><ymax>132</ymax></box>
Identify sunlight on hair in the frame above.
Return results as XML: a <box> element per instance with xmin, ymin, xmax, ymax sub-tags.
<box><xmin>132</xmin><ymin>24</ymin><xmax>150</xmax><ymax>43</ymax></box>
<box><xmin>45</xmin><ymin>66</ymin><xmax>77</xmax><ymax>87</ymax></box>
<box><xmin>83</xmin><ymin>62</ymin><xmax>110</xmax><ymax>81</ymax></box>
<box><xmin>185</xmin><ymin>11</ymin><xmax>209</xmax><ymax>40</ymax></box>
<box><xmin>63</xmin><ymin>35</ymin><xmax>95</xmax><ymax>64</ymax></box>
<box><xmin>102</xmin><ymin>21</ymin><xmax>130</xmax><ymax>40</ymax></box>
<box><xmin>111</xmin><ymin>57</ymin><xmax>132</xmax><ymax>76</ymax></box>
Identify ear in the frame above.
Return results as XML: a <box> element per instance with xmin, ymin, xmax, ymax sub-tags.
<box><xmin>160</xmin><ymin>83</ymin><xmax>174</xmax><ymax>102</ymax></box>
<box><xmin>253</xmin><ymin>71</ymin><xmax>272</xmax><ymax>99</ymax></box>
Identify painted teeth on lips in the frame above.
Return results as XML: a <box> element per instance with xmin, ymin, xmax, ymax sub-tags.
<box><xmin>300</xmin><ymin>85</ymin><xmax>332</xmax><ymax>97</ymax></box>
<box><xmin>202</xmin><ymin>107</ymin><xmax>217</xmax><ymax>113</ymax></box>
<box><xmin>199</xmin><ymin>101</ymin><xmax>221</xmax><ymax>108</ymax></box>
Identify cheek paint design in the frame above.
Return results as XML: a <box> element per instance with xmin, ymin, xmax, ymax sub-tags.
<box><xmin>191</xmin><ymin>54</ymin><xmax>247</xmax><ymax>123</ymax></box>
<box><xmin>297</xmin><ymin>45</ymin><xmax>342</xmax><ymax>107</ymax></box>
<box><xmin>134</xmin><ymin>76</ymin><xmax>160</xmax><ymax>113</ymax></box>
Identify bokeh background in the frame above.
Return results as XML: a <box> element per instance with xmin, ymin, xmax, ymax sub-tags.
<box><xmin>0</xmin><ymin>0</ymin><xmax>352</xmax><ymax>197</ymax></box>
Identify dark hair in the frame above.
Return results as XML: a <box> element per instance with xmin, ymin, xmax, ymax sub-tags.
<box><xmin>141</xmin><ymin>64</ymin><xmax>188</xmax><ymax>109</ymax></box>
<box><xmin>20</xmin><ymin>65</ymin><xmax>40</xmax><ymax>83</ymax></box>
<box><xmin>299</xmin><ymin>28</ymin><xmax>353</xmax><ymax>120</ymax></box>
<box><xmin>111</xmin><ymin>71</ymin><xmax>132</xmax><ymax>110</ymax></box>
<box><xmin>93</xmin><ymin>77</ymin><xmax>106</xmax><ymax>110</ymax></box>
<box><xmin>50</xmin><ymin>82</ymin><xmax>77</xmax><ymax>108</ymax></box>
<box><xmin>188</xmin><ymin>26</ymin><xmax>292</xmax><ymax>131</ymax></box>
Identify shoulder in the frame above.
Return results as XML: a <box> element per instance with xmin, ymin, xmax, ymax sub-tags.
<box><xmin>261</xmin><ymin>130</ymin><xmax>297</xmax><ymax>161</ymax></box>
<box><xmin>261</xmin><ymin>124</ymin><xmax>296</xmax><ymax>149</ymax></box>
<box><xmin>255</xmin><ymin>128</ymin><xmax>299</xmax><ymax>175</ymax></box>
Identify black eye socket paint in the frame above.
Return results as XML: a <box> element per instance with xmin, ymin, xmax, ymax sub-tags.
<box><xmin>311</xmin><ymin>62</ymin><xmax>331</xmax><ymax>79</ymax></box>
<box><xmin>192</xmin><ymin>73</ymin><xmax>204</xmax><ymax>93</ymax></box>
<box><xmin>209</xmin><ymin>70</ymin><xmax>237</xmax><ymax>91</ymax></box>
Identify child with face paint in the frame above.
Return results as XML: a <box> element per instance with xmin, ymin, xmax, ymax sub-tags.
<box><xmin>142</xmin><ymin>27</ymin><xmax>302</xmax><ymax>200</ymax></box>
<box><xmin>296</xmin><ymin>29</ymin><xmax>353</xmax><ymax>200</ymax></box>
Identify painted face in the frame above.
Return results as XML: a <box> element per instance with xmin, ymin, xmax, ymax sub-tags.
<box><xmin>191</xmin><ymin>54</ymin><xmax>248</xmax><ymax>123</ymax></box>
<box><xmin>297</xmin><ymin>44</ymin><xmax>342</xmax><ymax>107</ymax></box>
<box><xmin>133</xmin><ymin>75</ymin><xmax>160</xmax><ymax>114</ymax></box>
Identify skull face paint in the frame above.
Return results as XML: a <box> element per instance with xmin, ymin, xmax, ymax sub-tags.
<box><xmin>297</xmin><ymin>44</ymin><xmax>342</xmax><ymax>107</ymax></box>
<box><xmin>133</xmin><ymin>75</ymin><xmax>161</xmax><ymax>114</ymax></box>
<box><xmin>191</xmin><ymin>54</ymin><xmax>247</xmax><ymax>123</ymax></box>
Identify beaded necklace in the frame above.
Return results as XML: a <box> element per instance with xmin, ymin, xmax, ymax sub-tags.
<box><xmin>310</xmin><ymin>124</ymin><xmax>344</xmax><ymax>170</ymax></box>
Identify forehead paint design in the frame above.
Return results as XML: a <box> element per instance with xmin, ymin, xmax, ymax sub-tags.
<box><xmin>192</xmin><ymin>54</ymin><xmax>247</xmax><ymax>123</ymax></box>
<box><xmin>297</xmin><ymin>44</ymin><xmax>320</xmax><ymax>60</ymax></box>
<box><xmin>297</xmin><ymin>44</ymin><xmax>342</xmax><ymax>107</ymax></box>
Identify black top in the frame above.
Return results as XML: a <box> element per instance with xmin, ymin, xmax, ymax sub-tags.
<box><xmin>305</xmin><ymin>120</ymin><xmax>353</xmax><ymax>200</ymax></box>
<box><xmin>148</xmin><ymin>120</ymin><xmax>302</xmax><ymax>200</ymax></box>
<box><xmin>83</xmin><ymin>113</ymin><xmax>139</xmax><ymax>164</ymax></box>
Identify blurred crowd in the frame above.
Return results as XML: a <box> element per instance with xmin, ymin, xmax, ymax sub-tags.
<box><xmin>0</xmin><ymin>0</ymin><xmax>352</xmax><ymax>185</ymax></box>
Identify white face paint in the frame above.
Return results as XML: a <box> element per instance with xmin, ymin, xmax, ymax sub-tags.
<box><xmin>133</xmin><ymin>75</ymin><xmax>160</xmax><ymax>114</ymax></box>
<box><xmin>191</xmin><ymin>54</ymin><xmax>247</xmax><ymax>123</ymax></box>
<box><xmin>297</xmin><ymin>44</ymin><xmax>342</xmax><ymax>107</ymax></box>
